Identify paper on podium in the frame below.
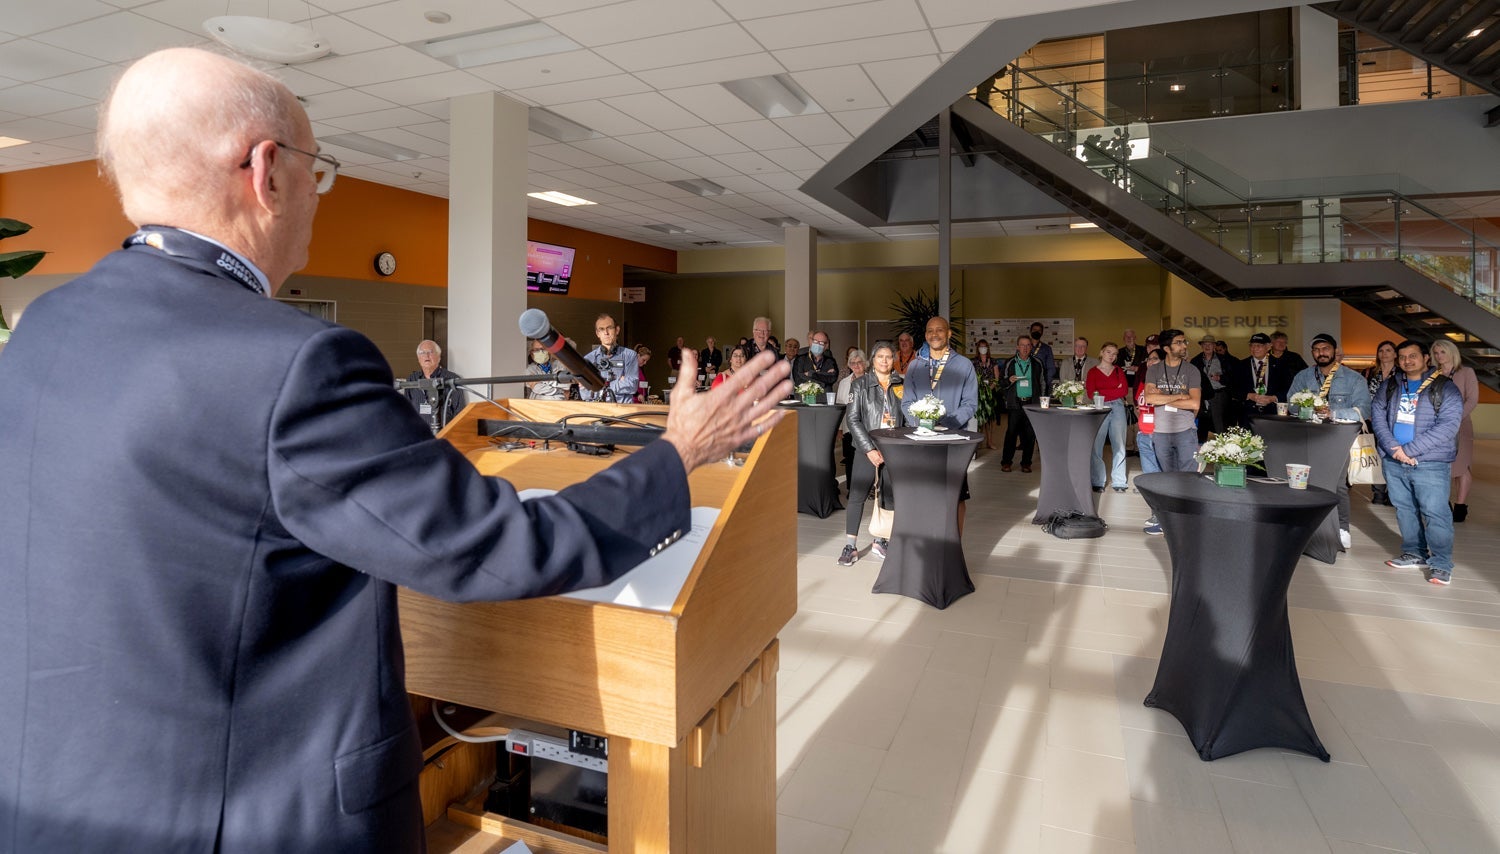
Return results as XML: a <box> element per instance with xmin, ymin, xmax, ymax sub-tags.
<box><xmin>518</xmin><ymin>490</ymin><xmax>719</xmax><ymax>612</ymax></box>
<box><xmin>907</xmin><ymin>431</ymin><xmax>969</xmax><ymax>441</ymax></box>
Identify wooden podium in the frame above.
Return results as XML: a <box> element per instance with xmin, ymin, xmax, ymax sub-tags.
<box><xmin>402</xmin><ymin>398</ymin><xmax>796</xmax><ymax>854</ymax></box>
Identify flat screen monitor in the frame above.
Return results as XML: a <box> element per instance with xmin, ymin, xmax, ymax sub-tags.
<box><xmin>527</xmin><ymin>241</ymin><xmax>575</xmax><ymax>294</ymax></box>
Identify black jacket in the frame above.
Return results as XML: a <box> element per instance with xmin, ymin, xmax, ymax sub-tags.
<box><xmin>792</xmin><ymin>351</ymin><xmax>839</xmax><ymax>392</ymax></box>
<box><xmin>1229</xmin><ymin>354</ymin><xmax>1294</xmax><ymax>411</ymax></box>
<box><xmin>1000</xmin><ymin>355</ymin><xmax>1046</xmax><ymax>408</ymax></box>
<box><xmin>845</xmin><ymin>373</ymin><xmax>904</xmax><ymax>453</ymax></box>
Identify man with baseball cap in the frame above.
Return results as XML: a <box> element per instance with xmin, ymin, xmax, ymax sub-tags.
<box><xmin>1289</xmin><ymin>333</ymin><xmax>1371</xmax><ymax>550</ymax></box>
<box><xmin>1191</xmin><ymin>334</ymin><xmax>1230</xmax><ymax>439</ymax></box>
<box><xmin>1230</xmin><ymin>332</ymin><xmax>1293</xmax><ymax>427</ymax></box>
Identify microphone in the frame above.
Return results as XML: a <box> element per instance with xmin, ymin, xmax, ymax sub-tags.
<box><xmin>519</xmin><ymin>308</ymin><xmax>606</xmax><ymax>391</ymax></box>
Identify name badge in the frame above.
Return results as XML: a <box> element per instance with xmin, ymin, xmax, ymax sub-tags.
<box><xmin>1163</xmin><ymin>405</ymin><xmax>1179</xmax><ymax>412</ymax></box>
<box><xmin>1396</xmin><ymin>409</ymin><xmax>1416</xmax><ymax>425</ymax></box>
<box><xmin>1397</xmin><ymin>393</ymin><xmax>1417</xmax><ymax>424</ymax></box>
<box><xmin>1017</xmin><ymin>378</ymin><xmax>1031</xmax><ymax>396</ymax></box>
<box><xmin>419</xmin><ymin>403</ymin><xmax>433</xmax><ymax>415</ymax></box>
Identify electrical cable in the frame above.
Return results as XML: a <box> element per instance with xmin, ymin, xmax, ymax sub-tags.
<box><xmin>431</xmin><ymin>701</ymin><xmax>509</xmax><ymax>744</ymax></box>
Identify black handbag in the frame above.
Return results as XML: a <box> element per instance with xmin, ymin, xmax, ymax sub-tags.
<box><xmin>1042</xmin><ymin>510</ymin><xmax>1108</xmax><ymax>539</ymax></box>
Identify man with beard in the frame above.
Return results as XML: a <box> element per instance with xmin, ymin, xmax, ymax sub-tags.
<box><xmin>1289</xmin><ymin>333</ymin><xmax>1371</xmax><ymax>550</ymax></box>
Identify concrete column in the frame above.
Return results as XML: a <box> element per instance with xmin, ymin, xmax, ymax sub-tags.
<box><xmin>1294</xmin><ymin>7</ymin><xmax>1340</xmax><ymax>110</ymax></box>
<box><xmin>1299</xmin><ymin>299</ymin><xmax>1342</xmax><ymax>353</ymax></box>
<box><xmin>784</xmin><ymin>225</ymin><xmax>817</xmax><ymax>343</ymax></box>
<box><xmin>447</xmin><ymin>92</ymin><xmax>530</xmax><ymax>398</ymax></box>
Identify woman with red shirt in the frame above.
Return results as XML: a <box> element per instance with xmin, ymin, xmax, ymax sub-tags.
<box><xmin>1087</xmin><ymin>342</ymin><xmax>1130</xmax><ymax>492</ymax></box>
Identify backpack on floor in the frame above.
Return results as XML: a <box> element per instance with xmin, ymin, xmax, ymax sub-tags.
<box><xmin>1042</xmin><ymin>511</ymin><xmax>1108</xmax><ymax>539</ymax></box>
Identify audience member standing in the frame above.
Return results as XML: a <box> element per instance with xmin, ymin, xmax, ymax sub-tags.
<box><xmin>1087</xmin><ymin>342</ymin><xmax>1130</xmax><ymax>492</ymax></box>
<box><xmin>1141</xmin><ymin>329</ymin><xmax>1201</xmax><ymax>535</ymax></box>
<box><xmin>1372</xmin><ymin>340</ymin><xmax>1461</xmax><ymax>585</ymax></box>
<box><xmin>1288</xmin><ymin>333</ymin><xmax>1372</xmax><ymax>550</ymax></box>
<box><xmin>1191</xmin><ymin>334</ymin><xmax>1230</xmax><ymax>439</ymax></box>
<box><xmin>667</xmin><ymin>336</ymin><xmax>686</xmax><ymax>372</ymax></box>
<box><xmin>792</xmin><ymin>329</ymin><xmax>839</xmax><ymax>393</ymax></box>
<box><xmin>838</xmin><ymin>343</ymin><xmax>901</xmax><ymax>565</ymax></box>
<box><xmin>1230</xmin><ymin>332</ymin><xmax>1291</xmax><ymax>425</ymax></box>
<box><xmin>700</xmin><ymin>337</ymin><xmax>723</xmax><ymax>372</ymax></box>
<box><xmin>580</xmin><ymin>314</ymin><xmax>639</xmax><ymax>403</ymax></box>
<box><xmin>1118</xmin><ymin>328</ymin><xmax>1145</xmax><ymax>391</ymax></box>
<box><xmin>1000</xmin><ymin>334</ymin><xmax>1044</xmax><ymax>474</ymax></box>
<box><xmin>1270</xmin><ymin>331</ymin><xmax>1308</xmax><ymax>375</ymax></box>
<box><xmin>1064</xmin><ymin>337</ymin><xmax>1098</xmax><ymax>385</ymax></box>
<box><xmin>746</xmin><ymin>317</ymin><xmax>775</xmax><ymax>359</ymax></box>
<box><xmin>1363</xmin><ymin>340</ymin><xmax>1399</xmax><ymax>505</ymax></box>
<box><xmin>1431</xmin><ymin>339</ymin><xmax>1478</xmax><ymax>523</ymax></box>
<box><xmin>711</xmin><ymin>345</ymin><xmax>748</xmax><ymax>390</ymax></box>
<box><xmin>836</xmin><ymin>348</ymin><xmax>868</xmax><ymax>490</ymax></box>
<box><xmin>972</xmin><ymin>339</ymin><xmax>1003</xmax><ymax>449</ymax></box>
<box><xmin>894</xmin><ymin>331</ymin><xmax>918</xmax><ymax>376</ymax></box>
<box><xmin>1029</xmin><ymin>321</ymin><xmax>1058</xmax><ymax>387</ymax></box>
<box><xmin>902</xmin><ymin>317</ymin><xmax>979</xmax><ymax>532</ymax></box>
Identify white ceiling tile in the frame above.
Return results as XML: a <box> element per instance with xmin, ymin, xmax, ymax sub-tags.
<box><xmin>773</xmin><ymin>113</ymin><xmax>850</xmax><ymax>146</ymax></box>
<box><xmin>304</xmin><ymin>14</ymin><xmax>397</xmax><ymax>55</ymax></box>
<box><xmin>548</xmin><ymin>100</ymin><xmax>654</xmax><ymax>135</ymax></box>
<box><xmin>318</xmin><ymin>139</ymin><xmax>387</xmax><ymax>165</ymax></box>
<box><xmin>272</xmin><ymin>66</ymin><xmax>348</xmax><ymax>97</ymax></box>
<box><xmin>0</xmin><ymin>39</ymin><xmax>107</xmax><ymax>82</ymax></box>
<box><xmin>134</xmin><ymin>0</ymin><xmax>332</xmax><ymax>33</ymax></box>
<box><xmin>413</xmin><ymin>100</ymin><xmax>450</xmax><ymax>119</ymax></box>
<box><xmin>710</xmin><ymin>174</ymin><xmax>774</xmax><ymax>193</ymax></box>
<box><xmin>531</xmin><ymin>142</ymin><xmax>611</xmax><ymax>167</ymax></box>
<box><xmin>321</xmin><ymin>106</ymin><xmax>433</xmax><ymax>132</ymax></box>
<box><xmin>742</xmin><ymin>0</ymin><xmax>925</xmax><ymax>51</ymax></box>
<box><xmin>635</xmin><ymin>52</ymin><xmax>786</xmax><ymax>90</ymax></box>
<box><xmin>359</xmin><ymin>70</ymin><xmax>496</xmax><ymax>104</ymax></box>
<box><xmin>933</xmin><ymin>22</ymin><xmax>988</xmax><ymax>52</ymax></box>
<box><xmin>862</xmin><ymin>54</ymin><xmax>939</xmax><ymax>103</ymax></box>
<box><xmin>594</xmin><ymin>24</ymin><xmax>761</xmax><ymax>73</ymax></box>
<box><xmin>713</xmin><ymin>151</ymin><xmax>779</xmax><ymax>174</ymax></box>
<box><xmin>659</xmin><ymin>83</ymin><xmax>763</xmax><ymax>125</ymax></box>
<box><xmin>537</xmin><ymin>167</ymin><xmax>602</xmax><ymax>187</ymax></box>
<box><xmin>774</xmin><ymin>30</ymin><xmax>937</xmax><ymax>72</ymax></box>
<box><xmin>584</xmin><ymin>163</ymin><xmax>656</xmax><ymax>184</ymax></box>
<box><xmin>790</xmin><ymin>65</ymin><xmax>886</xmax><ymax>111</ymax></box>
<box><xmin>0</xmin><ymin>84</ymin><xmax>93</xmax><ymax>115</ymax></box>
<box><xmin>716</xmin><ymin>0</ymin><xmax>868</xmax><ymax>19</ymax></box>
<box><xmin>917</xmin><ymin>0</ymin><xmax>1008</xmax><ymax>29</ymax></box>
<box><xmin>1</xmin><ymin>1</ymin><xmax>117</xmax><ymax>37</ymax></box>
<box><xmin>28</xmin><ymin>107</ymin><xmax>99</xmax><ymax>129</ymax></box>
<box><xmin>746</xmin><ymin>170</ymin><xmax>806</xmax><ymax>190</ymax></box>
<box><xmin>718</xmin><ymin>119</ymin><xmax>798</xmax><ymax>150</ymax></box>
<box><xmin>809</xmin><ymin>142</ymin><xmax>848</xmax><ymax>160</ymax></box>
<box><xmin>0</xmin><ymin>114</ymin><xmax>96</xmax><ymax>140</ymax></box>
<box><xmin>301</xmin><ymin>45</ymin><xmax>452</xmax><ymax>87</ymax></box>
<box><xmin>32</xmin><ymin>63</ymin><xmax>121</xmax><ymax>99</ymax></box>
<box><xmin>512</xmin><ymin>73</ymin><xmax>649</xmax><ymax>105</ymax></box>
<box><xmin>31</xmin><ymin>11</ymin><xmax>199</xmax><ymax>64</ymax></box>
<box><xmin>568</xmin><ymin>136</ymin><xmax>654</xmax><ymax>163</ymax></box>
<box><xmin>592</xmin><ymin>183</ymin><xmax>658</xmax><ymax>201</ymax></box>
<box><xmin>350</xmin><ymin>163</ymin><xmax>426</xmax><ymax>185</ymax></box>
<box><xmin>510</xmin><ymin>0</ymin><xmax>623</xmax><ymax>14</ymax></box>
<box><xmin>526</xmin><ymin>151</ymin><xmax>571</xmax><ymax>171</ymax></box>
<box><xmin>0</xmin><ymin>139</ymin><xmax>94</xmax><ymax>162</ymax></box>
<box><xmin>601</xmin><ymin>92</ymin><xmax>704</xmax><ymax>131</ymax></box>
<box><xmin>762</xmin><ymin>147</ymin><xmax>824</xmax><ymax>170</ymax></box>
<box><xmin>613</xmin><ymin>131</ymin><xmax>700</xmax><ymax>160</ymax></box>
<box><xmin>548</xmin><ymin>0</ymin><xmax>732</xmax><ymax>47</ymax></box>
<box><xmin>665</xmin><ymin>125</ymin><xmax>748</xmax><ymax>156</ymax></box>
<box><xmin>344</xmin><ymin>0</ymin><xmax>531</xmax><ymax>42</ymax></box>
<box><xmin>405</xmin><ymin>120</ymin><xmax>449</xmax><ymax>142</ymax></box>
<box><xmin>467</xmin><ymin>50</ymin><xmax>621</xmax><ymax>90</ymax></box>
<box><xmin>626</xmin><ymin>159</ymin><xmax>698</xmax><ymax>181</ymax></box>
<box><xmin>664</xmin><ymin>156</ymin><xmax>740</xmax><ymax>178</ymax></box>
<box><xmin>830</xmin><ymin>106</ymin><xmax>886</xmax><ymax>136</ymax></box>
<box><xmin>360</xmin><ymin>126</ymin><xmax>448</xmax><ymax>156</ymax></box>
<box><xmin>301</xmin><ymin>87</ymin><xmax>400</xmax><ymax>120</ymax></box>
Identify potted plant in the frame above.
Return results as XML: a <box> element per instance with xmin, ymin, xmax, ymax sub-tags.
<box><xmin>1051</xmin><ymin>379</ymin><xmax>1085</xmax><ymax>408</ymax></box>
<box><xmin>1288</xmin><ymin>390</ymin><xmax>1325</xmax><ymax>421</ymax></box>
<box><xmin>909</xmin><ymin>394</ymin><xmax>946</xmax><ymax>432</ymax></box>
<box><xmin>0</xmin><ymin>218</ymin><xmax>47</xmax><ymax>345</ymax></box>
<box><xmin>794</xmin><ymin>381</ymin><xmax>823</xmax><ymax>405</ymax></box>
<box><xmin>1194</xmin><ymin>426</ymin><xmax>1266</xmax><ymax>488</ymax></box>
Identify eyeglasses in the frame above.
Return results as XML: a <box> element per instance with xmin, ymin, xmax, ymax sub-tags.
<box><xmin>417</xmin><ymin>349</ymin><xmax>438</xmax><ymax>356</ymax></box>
<box><xmin>239</xmin><ymin>141</ymin><xmax>340</xmax><ymax>194</ymax></box>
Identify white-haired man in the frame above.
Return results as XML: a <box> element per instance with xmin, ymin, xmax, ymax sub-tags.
<box><xmin>402</xmin><ymin>338</ymin><xmax>466</xmax><ymax>430</ymax></box>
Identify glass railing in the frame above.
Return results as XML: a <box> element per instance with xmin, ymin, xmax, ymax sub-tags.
<box><xmin>983</xmin><ymin>65</ymin><xmax>1500</xmax><ymax>319</ymax></box>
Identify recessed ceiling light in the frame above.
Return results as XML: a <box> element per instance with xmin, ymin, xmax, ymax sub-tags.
<box><xmin>1168</xmin><ymin>83</ymin><xmax>1186</xmax><ymax>92</ymax></box>
<box><xmin>323</xmin><ymin>132</ymin><xmax>422</xmax><ymax>161</ymax></box>
<box><xmin>761</xmin><ymin>216</ymin><xmax>803</xmax><ymax>227</ymax></box>
<box><xmin>1468</xmin><ymin>27</ymin><xmax>1484</xmax><ymax>38</ymax></box>
<box><xmin>528</xmin><ymin>108</ymin><xmax>601</xmax><ymax>143</ymax></box>
<box><xmin>721</xmin><ymin>74</ymin><xmax>823</xmax><ymax>119</ymax></box>
<box><xmin>528</xmin><ymin>191</ymin><xmax>596</xmax><ymax>206</ymax></box>
<box><xmin>666</xmin><ymin>178</ymin><xmax>727</xmax><ymax>197</ymax></box>
<box><xmin>415</xmin><ymin>21</ymin><xmax>578</xmax><ymax>69</ymax></box>
<box><xmin>203</xmin><ymin>16</ymin><xmax>330</xmax><ymax>64</ymax></box>
<box><xmin>644</xmin><ymin>223</ymin><xmax>693</xmax><ymax>234</ymax></box>
<box><xmin>0</xmin><ymin>136</ymin><xmax>31</xmax><ymax>149</ymax></box>
<box><xmin>1070</xmin><ymin>221</ymin><xmax>1100</xmax><ymax>230</ymax></box>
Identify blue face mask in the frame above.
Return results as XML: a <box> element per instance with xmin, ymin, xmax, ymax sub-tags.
<box><xmin>809</xmin><ymin>343</ymin><xmax>825</xmax><ymax>357</ymax></box>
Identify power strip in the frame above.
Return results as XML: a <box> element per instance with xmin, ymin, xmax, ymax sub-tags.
<box><xmin>505</xmin><ymin>729</ymin><xmax>608</xmax><ymax>774</ymax></box>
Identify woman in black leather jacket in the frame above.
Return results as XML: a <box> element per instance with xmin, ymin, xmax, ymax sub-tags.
<box><xmin>838</xmin><ymin>342</ymin><xmax>905</xmax><ymax>566</ymax></box>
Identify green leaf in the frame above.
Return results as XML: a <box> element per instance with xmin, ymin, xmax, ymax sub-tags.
<box><xmin>0</xmin><ymin>218</ymin><xmax>35</xmax><ymax>240</ymax></box>
<box><xmin>0</xmin><ymin>249</ymin><xmax>46</xmax><ymax>279</ymax></box>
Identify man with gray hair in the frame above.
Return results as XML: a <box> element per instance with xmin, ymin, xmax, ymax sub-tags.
<box><xmin>0</xmin><ymin>47</ymin><xmax>791</xmax><ymax>852</ymax></box>
<box><xmin>402</xmin><ymin>338</ymin><xmax>466</xmax><ymax>430</ymax></box>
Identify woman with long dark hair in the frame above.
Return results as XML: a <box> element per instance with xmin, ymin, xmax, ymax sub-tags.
<box><xmin>1363</xmin><ymin>340</ymin><xmax>1398</xmax><ymax>505</ymax></box>
<box><xmin>837</xmin><ymin>342</ymin><xmax>903</xmax><ymax>566</ymax></box>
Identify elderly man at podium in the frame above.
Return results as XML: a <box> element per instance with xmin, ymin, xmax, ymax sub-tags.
<box><xmin>0</xmin><ymin>47</ymin><xmax>791</xmax><ymax>854</ymax></box>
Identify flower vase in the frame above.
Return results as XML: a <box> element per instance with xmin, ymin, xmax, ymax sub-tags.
<box><xmin>1299</xmin><ymin>406</ymin><xmax>1314</xmax><ymax>420</ymax></box>
<box><xmin>1058</xmin><ymin>395</ymin><xmax>1077</xmax><ymax>408</ymax></box>
<box><xmin>802</xmin><ymin>394</ymin><xmax>819</xmax><ymax>405</ymax></box>
<box><xmin>1214</xmin><ymin>463</ymin><xmax>1247</xmax><ymax>488</ymax></box>
<box><xmin>918</xmin><ymin>418</ymin><xmax>936</xmax><ymax>431</ymax></box>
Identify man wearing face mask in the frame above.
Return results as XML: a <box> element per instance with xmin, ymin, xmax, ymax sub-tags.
<box><xmin>792</xmin><ymin>329</ymin><xmax>840</xmax><ymax>393</ymax></box>
<box><xmin>524</xmin><ymin>338</ymin><xmax>569</xmax><ymax>400</ymax></box>
<box><xmin>1029</xmin><ymin>321</ymin><xmax>1058</xmax><ymax>387</ymax></box>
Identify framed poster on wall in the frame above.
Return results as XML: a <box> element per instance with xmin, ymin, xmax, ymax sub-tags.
<box><xmin>964</xmin><ymin>318</ymin><xmax>1074</xmax><ymax>355</ymax></box>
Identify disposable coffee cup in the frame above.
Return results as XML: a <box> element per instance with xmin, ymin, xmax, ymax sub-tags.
<box><xmin>825</xmin><ymin>393</ymin><xmax>836</xmax><ymax>405</ymax></box>
<box><xmin>1040</xmin><ymin>396</ymin><xmax>1051</xmax><ymax>409</ymax></box>
<box><xmin>1276</xmin><ymin>402</ymin><xmax>1289</xmax><ymax>416</ymax></box>
<box><xmin>1286</xmin><ymin>463</ymin><xmax>1311</xmax><ymax>489</ymax></box>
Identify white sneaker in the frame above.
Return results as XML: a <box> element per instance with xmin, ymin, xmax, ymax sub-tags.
<box><xmin>1339</xmin><ymin>529</ymin><xmax>1352</xmax><ymax>549</ymax></box>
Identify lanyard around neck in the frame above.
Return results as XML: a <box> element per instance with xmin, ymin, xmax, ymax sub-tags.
<box><xmin>124</xmin><ymin>226</ymin><xmax>266</xmax><ymax>296</ymax></box>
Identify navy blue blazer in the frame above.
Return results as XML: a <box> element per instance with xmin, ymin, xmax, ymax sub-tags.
<box><xmin>0</xmin><ymin>246</ymin><xmax>690</xmax><ymax>853</ymax></box>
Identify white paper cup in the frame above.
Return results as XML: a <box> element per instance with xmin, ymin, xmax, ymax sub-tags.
<box><xmin>1276</xmin><ymin>402</ymin><xmax>1289</xmax><ymax>416</ymax></box>
<box><xmin>1286</xmin><ymin>463</ymin><xmax>1311</xmax><ymax>489</ymax></box>
<box><xmin>1040</xmin><ymin>396</ymin><xmax>1051</xmax><ymax>409</ymax></box>
<box><xmin>825</xmin><ymin>393</ymin><xmax>836</xmax><ymax>405</ymax></box>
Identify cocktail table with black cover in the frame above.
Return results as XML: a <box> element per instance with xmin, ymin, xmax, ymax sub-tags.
<box><xmin>868</xmin><ymin>427</ymin><xmax>982</xmax><ymax>609</ymax></box>
<box><xmin>1136</xmin><ymin>472</ymin><xmax>1336</xmax><ymax>762</ymax></box>
<box><xmin>1248</xmin><ymin>415</ymin><xmax>1359</xmax><ymax>564</ymax></box>
<box><xmin>1026</xmin><ymin>404</ymin><xmax>1110</xmax><ymax>523</ymax></box>
<box><xmin>791</xmin><ymin>403</ymin><xmax>844</xmax><ymax>518</ymax></box>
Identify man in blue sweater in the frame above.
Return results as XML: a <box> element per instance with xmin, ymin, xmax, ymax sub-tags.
<box><xmin>902</xmin><ymin>316</ymin><xmax>979</xmax><ymax>531</ymax></box>
<box><xmin>1371</xmin><ymin>339</ymin><xmax>1462</xmax><ymax>585</ymax></box>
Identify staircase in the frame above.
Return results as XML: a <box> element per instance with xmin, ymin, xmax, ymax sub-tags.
<box><xmin>1313</xmin><ymin>0</ymin><xmax>1500</xmax><ymax>125</ymax></box>
<box><xmin>946</xmin><ymin>74</ymin><xmax>1500</xmax><ymax>392</ymax></box>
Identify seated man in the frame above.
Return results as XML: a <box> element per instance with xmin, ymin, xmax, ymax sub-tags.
<box><xmin>791</xmin><ymin>329</ymin><xmax>839</xmax><ymax>393</ymax></box>
<box><xmin>403</xmin><ymin>339</ymin><xmax>466</xmax><ymax>431</ymax></box>
<box><xmin>1289</xmin><ymin>333</ymin><xmax>1372</xmax><ymax>550</ymax></box>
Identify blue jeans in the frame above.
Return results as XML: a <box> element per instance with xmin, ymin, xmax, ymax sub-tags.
<box><xmin>1382</xmin><ymin>458</ymin><xmax>1454</xmax><ymax>571</ymax></box>
<box><xmin>1092</xmin><ymin>398</ymin><xmax>1128</xmax><ymax>488</ymax></box>
<box><xmin>1136</xmin><ymin>431</ymin><xmax>1160</xmax><ymax>475</ymax></box>
<box><xmin>1153</xmin><ymin>428</ymin><xmax>1199</xmax><ymax>473</ymax></box>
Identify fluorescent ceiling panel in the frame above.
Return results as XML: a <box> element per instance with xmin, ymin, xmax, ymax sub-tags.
<box><xmin>721</xmin><ymin>74</ymin><xmax>823</xmax><ymax>119</ymax></box>
<box><xmin>415</xmin><ymin>21</ymin><xmax>579</xmax><ymax>69</ymax></box>
<box><xmin>323</xmin><ymin>132</ymin><xmax>422</xmax><ymax>161</ymax></box>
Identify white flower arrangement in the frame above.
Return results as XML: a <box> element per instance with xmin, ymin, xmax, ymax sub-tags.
<box><xmin>1288</xmin><ymin>390</ymin><xmax>1326</xmax><ymax>409</ymax></box>
<box><xmin>909</xmin><ymin>394</ymin><xmax>946</xmax><ymax>421</ymax></box>
<box><xmin>1051</xmin><ymin>379</ymin><xmax>1085</xmax><ymax>399</ymax></box>
<box><xmin>1194</xmin><ymin>426</ymin><xmax>1266</xmax><ymax>467</ymax></box>
<box><xmin>795</xmin><ymin>381</ymin><xmax>824</xmax><ymax>398</ymax></box>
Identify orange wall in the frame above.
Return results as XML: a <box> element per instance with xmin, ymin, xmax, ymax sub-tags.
<box><xmin>0</xmin><ymin>160</ymin><xmax>674</xmax><ymax>297</ymax></box>
<box><xmin>1342</xmin><ymin>303</ymin><xmax>1499</xmax><ymax>403</ymax></box>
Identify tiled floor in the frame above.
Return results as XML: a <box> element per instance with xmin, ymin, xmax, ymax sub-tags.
<box><xmin>775</xmin><ymin>439</ymin><xmax>1500</xmax><ymax>853</ymax></box>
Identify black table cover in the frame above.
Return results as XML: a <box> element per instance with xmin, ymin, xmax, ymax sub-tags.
<box><xmin>791</xmin><ymin>403</ymin><xmax>844</xmax><ymax>518</ymax></box>
<box><xmin>868</xmin><ymin>428</ymin><xmax>982</xmax><ymax>609</ymax></box>
<box><xmin>1137</xmin><ymin>473</ymin><xmax>1336</xmax><ymax>762</ymax></box>
<box><xmin>1026</xmin><ymin>404</ymin><xmax>1110</xmax><ymax>524</ymax></box>
<box><xmin>1248</xmin><ymin>415</ymin><xmax>1359</xmax><ymax>564</ymax></box>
